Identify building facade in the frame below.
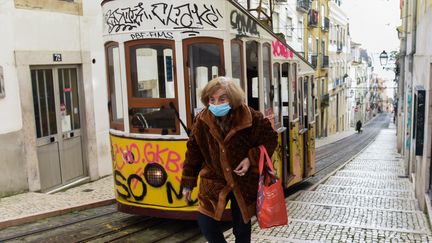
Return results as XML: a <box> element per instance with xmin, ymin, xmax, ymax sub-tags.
<box><xmin>327</xmin><ymin>0</ymin><xmax>349</xmax><ymax>134</ymax></box>
<box><xmin>398</xmin><ymin>0</ymin><xmax>432</xmax><ymax>212</ymax></box>
<box><xmin>0</xmin><ymin>0</ymin><xmax>111</xmax><ymax>196</ymax></box>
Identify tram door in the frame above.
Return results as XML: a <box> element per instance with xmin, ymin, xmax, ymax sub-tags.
<box><xmin>183</xmin><ymin>38</ymin><xmax>224</xmax><ymax>127</ymax></box>
<box><xmin>31</xmin><ymin>67</ymin><xmax>85</xmax><ymax>191</ymax></box>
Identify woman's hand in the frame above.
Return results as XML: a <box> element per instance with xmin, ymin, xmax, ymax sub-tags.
<box><xmin>234</xmin><ymin>157</ymin><xmax>250</xmax><ymax>176</ymax></box>
<box><xmin>182</xmin><ymin>187</ymin><xmax>192</xmax><ymax>203</ymax></box>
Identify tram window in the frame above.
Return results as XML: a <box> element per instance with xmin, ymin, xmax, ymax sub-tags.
<box><xmin>246</xmin><ymin>41</ymin><xmax>259</xmax><ymax>110</ymax></box>
<box><xmin>310</xmin><ymin>75</ymin><xmax>315</xmax><ymax>122</ymax></box>
<box><xmin>298</xmin><ymin>77</ymin><xmax>304</xmax><ymax>126</ymax></box>
<box><xmin>273</xmin><ymin>63</ymin><xmax>281</xmax><ymax>127</ymax></box>
<box><xmin>291</xmin><ymin>63</ymin><xmax>298</xmax><ymax>120</ymax></box>
<box><xmin>263</xmin><ymin>43</ymin><xmax>273</xmax><ymax>125</ymax></box>
<box><xmin>187</xmin><ymin>43</ymin><xmax>221</xmax><ymax>112</ymax></box>
<box><xmin>126</xmin><ymin>40</ymin><xmax>179</xmax><ymax>135</ymax></box>
<box><xmin>106</xmin><ymin>43</ymin><xmax>124</xmax><ymax>130</ymax></box>
<box><xmin>281</xmin><ymin>63</ymin><xmax>289</xmax><ymax>117</ymax></box>
<box><xmin>131</xmin><ymin>47</ymin><xmax>174</xmax><ymax>99</ymax></box>
<box><xmin>231</xmin><ymin>40</ymin><xmax>244</xmax><ymax>88</ymax></box>
<box><xmin>130</xmin><ymin>107</ymin><xmax>176</xmax><ymax>131</ymax></box>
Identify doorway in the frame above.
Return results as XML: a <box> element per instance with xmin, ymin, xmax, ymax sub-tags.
<box><xmin>31</xmin><ymin>66</ymin><xmax>86</xmax><ymax>191</ymax></box>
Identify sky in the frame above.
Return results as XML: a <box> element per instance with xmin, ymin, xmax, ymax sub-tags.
<box><xmin>341</xmin><ymin>0</ymin><xmax>401</xmax><ymax>97</ymax></box>
<box><xmin>341</xmin><ymin>0</ymin><xmax>401</xmax><ymax>54</ymax></box>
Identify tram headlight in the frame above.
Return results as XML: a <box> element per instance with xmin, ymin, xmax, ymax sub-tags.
<box><xmin>144</xmin><ymin>163</ymin><xmax>167</xmax><ymax>187</ymax></box>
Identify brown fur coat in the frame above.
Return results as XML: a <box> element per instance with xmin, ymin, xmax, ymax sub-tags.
<box><xmin>181</xmin><ymin>104</ymin><xmax>277</xmax><ymax>223</ymax></box>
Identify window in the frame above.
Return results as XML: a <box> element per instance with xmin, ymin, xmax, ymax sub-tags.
<box><xmin>298</xmin><ymin>20</ymin><xmax>303</xmax><ymax>41</ymax></box>
<box><xmin>286</xmin><ymin>17</ymin><xmax>293</xmax><ymax>38</ymax></box>
<box><xmin>273</xmin><ymin>63</ymin><xmax>281</xmax><ymax>127</ymax></box>
<box><xmin>125</xmin><ymin>39</ymin><xmax>178</xmax><ymax>135</ymax></box>
<box><xmin>263</xmin><ymin>43</ymin><xmax>273</xmax><ymax>125</ymax></box>
<box><xmin>291</xmin><ymin>63</ymin><xmax>298</xmax><ymax>120</ymax></box>
<box><xmin>183</xmin><ymin>38</ymin><xmax>224</xmax><ymax>117</ymax></box>
<box><xmin>281</xmin><ymin>63</ymin><xmax>289</xmax><ymax>117</ymax></box>
<box><xmin>231</xmin><ymin>40</ymin><xmax>244</xmax><ymax>88</ymax></box>
<box><xmin>105</xmin><ymin>42</ymin><xmax>124</xmax><ymax>130</ymax></box>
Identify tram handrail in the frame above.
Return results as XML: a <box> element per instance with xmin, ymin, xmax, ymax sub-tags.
<box><xmin>170</xmin><ymin>101</ymin><xmax>190</xmax><ymax>136</ymax></box>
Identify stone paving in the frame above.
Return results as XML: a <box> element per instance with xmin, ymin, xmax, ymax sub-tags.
<box><xmin>0</xmin><ymin>175</ymin><xmax>115</xmax><ymax>227</ymax></box>
<box><xmin>225</xmin><ymin>126</ymin><xmax>432</xmax><ymax>242</ymax></box>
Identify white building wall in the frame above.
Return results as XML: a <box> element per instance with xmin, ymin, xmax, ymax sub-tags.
<box><xmin>0</xmin><ymin>1</ymin><xmax>23</xmax><ymax>134</ymax></box>
<box><xmin>0</xmin><ymin>1</ymin><xmax>111</xmax><ymax>196</ymax></box>
<box><xmin>409</xmin><ymin>0</ymin><xmax>432</xmax><ymax>211</ymax></box>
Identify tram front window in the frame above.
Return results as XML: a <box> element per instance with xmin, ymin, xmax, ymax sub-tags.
<box><xmin>130</xmin><ymin>47</ymin><xmax>175</xmax><ymax>99</ymax></box>
<box><xmin>126</xmin><ymin>40</ymin><xmax>179</xmax><ymax>135</ymax></box>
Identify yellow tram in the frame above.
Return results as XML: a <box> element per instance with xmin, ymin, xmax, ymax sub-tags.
<box><xmin>101</xmin><ymin>0</ymin><xmax>316</xmax><ymax>219</ymax></box>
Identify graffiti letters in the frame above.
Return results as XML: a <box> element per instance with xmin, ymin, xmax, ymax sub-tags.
<box><xmin>113</xmin><ymin>142</ymin><xmax>182</xmax><ymax>174</ymax></box>
<box><xmin>105</xmin><ymin>2</ymin><xmax>223</xmax><ymax>35</ymax></box>
<box><xmin>272</xmin><ymin>40</ymin><xmax>293</xmax><ymax>60</ymax></box>
<box><xmin>131</xmin><ymin>31</ymin><xmax>173</xmax><ymax>40</ymax></box>
<box><xmin>230</xmin><ymin>10</ymin><xmax>259</xmax><ymax>37</ymax></box>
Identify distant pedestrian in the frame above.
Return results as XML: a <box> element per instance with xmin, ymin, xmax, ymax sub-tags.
<box><xmin>356</xmin><ymin>120</ymin><xmax>362</xmax><ymax>134</ymax></box>
<box><xmin>181</xmin><ymin>77</ymin><xmax>278</xmax><ymax>243</ymax></box>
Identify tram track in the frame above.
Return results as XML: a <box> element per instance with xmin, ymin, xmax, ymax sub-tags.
<box><xmin>310</xmin><ymin>113</ymin><xmax>391</xmax><ymax>184</ymax></box>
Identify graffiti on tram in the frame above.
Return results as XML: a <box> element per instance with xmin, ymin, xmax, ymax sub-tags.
<box><xmin>110</xmin><ymin>136</ymin><xmax>196</xmax><ymax>207</ymax></box>
<box><xmin>104</xmin><ymin>2</ymin><xmax>224</xmax><ymax>35</ymax></box>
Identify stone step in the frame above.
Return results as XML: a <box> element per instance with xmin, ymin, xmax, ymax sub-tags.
<box><xmin>287</xmin><ymin>201</ymin><xmax>430</xmax><ymax>234</ymax></box>
<box><xmin>234</xmin><ymin>220</ymin><xmax>432</xmax><ymax>243</ymax></box>
<box><xmin>315</xmin><ymin>184</ymin><xmax>415</xmax><ymax>199</ymax></box>
<box><xmin>325</xmin><ymin>176</ymin><xmax>412</xmax><ymax>191</ymax></box>
<box><xmin>343</xmin><ymin>164</ymin><xmax>405</xmax><ymax>174</ymax></box>
<box><xmin>336</xmin><ymin>170</ymin><xmax>407</xmax><ymax>180</ymax></box>
<box><xmin>294</xmin><ymin>191</ymin><xmax>418</xmax><ymax>211</ymax></box>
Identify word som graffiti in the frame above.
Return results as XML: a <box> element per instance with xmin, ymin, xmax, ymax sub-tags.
<box><xmin>114</xmin><ymin>170</ymin><xmax>198</xmax><ymax>205</ymax></box>
<box><xmin>105</xmin><ymin>2</ymin><xmax>223</xmax><ymax>34</ymax></box>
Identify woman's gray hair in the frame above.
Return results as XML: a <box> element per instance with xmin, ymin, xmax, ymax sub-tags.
<box><xmin>200</xmin><ymin>76</ymin><xmax>245</xmax><ymax>109</ymax></box>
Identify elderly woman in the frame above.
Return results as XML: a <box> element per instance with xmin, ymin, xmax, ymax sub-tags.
<box><xmin>181</xmin><ymin>77</ymin><xmax>278</xmax><ymax>243</ymax></box>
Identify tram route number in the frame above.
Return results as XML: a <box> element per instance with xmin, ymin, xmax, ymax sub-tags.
<box><xmin>130</xmin><ymin>31</ymin><xmax>174</xmax><ymax>40</ymax></box>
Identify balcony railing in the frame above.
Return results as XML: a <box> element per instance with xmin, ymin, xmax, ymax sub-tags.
<box><xmin>297</xmin><ymin>0</ymin><xmax>311</xmax><ymax>13</ymax></box>
<box><xmin>321</xmin><ymin>55</ymin><xmax>329</xmax><ymax>68</ymax></box>
<box><xmin>322</xmin><ymin>17</ymin><xmax>330</xmax><ymax>31</ymax></box>
<box><xmin>308</xmin><ymin>10</ymin><xmax>318</xmax><ymax>27</ymax></box>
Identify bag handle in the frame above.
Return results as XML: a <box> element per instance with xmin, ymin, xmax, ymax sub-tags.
<box><xmin>258</xmin><ymin>145</ymin><xmax>275</xmax><ymax>175</ymax></box>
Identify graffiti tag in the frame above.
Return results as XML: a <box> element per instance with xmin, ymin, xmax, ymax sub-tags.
<box><xmin>230</xmin><ymin>10</ymin><xmax>260</xmax><ymax>37</ymax></box>
<box><xmin>272</xmin><ymin>40</ymin><xmax>293</xmax><ymax>60</ymax></box>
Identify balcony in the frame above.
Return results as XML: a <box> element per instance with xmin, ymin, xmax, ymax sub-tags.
<box><xmin>296</xmin><ymin>0</ymin><xmax>311</xmax><ymax>13</ymax></box>
<box><xmin>321</xmin><ymin>55</ymin><xmax>329</xmax><ymax>68</ymax></box>
<box><xmin>322</xmin><ymin>17</ymin><xmax>330</xmax><ymax>32</ymax></box>
<box><xmin>311</xmin><ymin>55</ymin><xmax>318</xmax><ymax>69</ymax></box>
<box><xmin>308</xmin><ymin>10</ymin><xmax>318</xmax><ymax>27</ymax></box>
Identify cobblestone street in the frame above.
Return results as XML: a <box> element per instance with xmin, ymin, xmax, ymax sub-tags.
<box><xmin>225</xmin><ymin>125</ymin><xmax>432</xmax><ymax>242</ymax></box>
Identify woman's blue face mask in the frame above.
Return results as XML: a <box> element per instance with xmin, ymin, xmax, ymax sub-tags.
<box><xmin>209</xmin><ymin>103</ymin><xmax>231</xmax><ymax>117</ymax></box>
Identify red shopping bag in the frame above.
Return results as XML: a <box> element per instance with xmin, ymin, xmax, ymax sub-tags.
<box><xmin>256</xmin><ymin>145</ymin><xmax>288</xmax><ymax>229</ymax></box>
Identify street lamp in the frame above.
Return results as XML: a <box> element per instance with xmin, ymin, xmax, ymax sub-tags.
<box><xmin>379</xmin><ymin>50</ymin><xmax>388</xmax><ymax>66</ymax></box>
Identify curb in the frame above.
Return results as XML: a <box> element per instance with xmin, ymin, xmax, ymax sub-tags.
<box><xmin>0</xmin><ymin>198</ymin><xmax>116</xmax><ymax>229</ymax></box>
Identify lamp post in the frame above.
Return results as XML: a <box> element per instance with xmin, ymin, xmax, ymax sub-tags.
<box><xmin>379</xmin><ymin>50</ymin><xmax>389</xmax><ymax>66</ymax></box>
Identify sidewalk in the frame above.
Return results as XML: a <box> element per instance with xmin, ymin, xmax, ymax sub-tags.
<box><xmin>225</xmin><ymin>123</ymin><xmax>432</xmax><ymax>242</ymax></box>
<box><xmin>0</xmin><ymin>175</ymin><xmax>115</xmax><ymax>229</ymax></box>
<box><xmin>0</xmin><ymin>127</ymin><xmax>358</xmax><ymax>230</ymax></box>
